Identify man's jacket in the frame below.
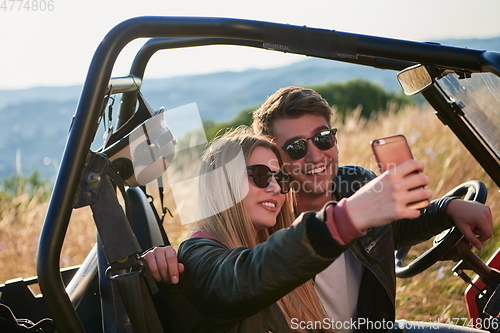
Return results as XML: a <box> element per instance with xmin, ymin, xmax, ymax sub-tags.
<box><xmin>331</xmin><ymin>165</ymin><xmax>455</xmax><ymax>331</ymax></box>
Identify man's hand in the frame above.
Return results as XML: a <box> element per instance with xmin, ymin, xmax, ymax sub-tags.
<box><xmin>447</xmin><ymin>199</ymin><xmax>493</xmax><ymax>250</ymax></box>
<box><xmin>142</xmin><ymin>246</ymin><xmax>185</xmax><ymax>284</ymax></box>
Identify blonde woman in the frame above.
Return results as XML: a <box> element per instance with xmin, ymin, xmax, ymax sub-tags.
<box><xmin>144</xmin><ymin>126</ymin><xmax>432</xmax><ymax>332</ymax></box>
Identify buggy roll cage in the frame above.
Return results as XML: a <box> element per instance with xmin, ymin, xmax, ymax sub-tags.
<box><xmin>36</xmin><ymin>16</ymin><xmax>500</xmax><ymax>332</ymax></box>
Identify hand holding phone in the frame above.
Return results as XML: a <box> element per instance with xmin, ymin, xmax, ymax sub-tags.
<box><xmin>370</xmin><ymin>134</ymin><xmax>429</xmax><ymax>209</ymax></box>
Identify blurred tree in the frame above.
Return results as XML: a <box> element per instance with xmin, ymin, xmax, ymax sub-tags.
<box><xmin>0</xmin><ymin>170</ymin><xmax>50</xmax><ymax>200</ymax></box>
<box><xmin>310</xmin><ymin>79</ymin><xmax>414</xmax><ymax>120</ymax></box>
<box><xmin>2</xmin><ymin>174</ymin><xmax>24</xmax><ymax>197</ymax></box>
<box><xmin>204</xmin><ymin>106</ymin><xmax>255</xmax><ymax>141</ymax></box>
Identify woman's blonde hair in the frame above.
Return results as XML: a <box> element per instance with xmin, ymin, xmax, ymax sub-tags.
<box><xmin>196</xmin><ymin>126</ymin><xmax>333</xmax><ymax>332</ymax></box>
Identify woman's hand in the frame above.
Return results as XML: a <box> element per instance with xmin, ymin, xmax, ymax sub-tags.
<box><xmin>142</xmin><ymin>246</ymin><xmax>185</xmax><ymax>284</ymax></box>
<box><xmin>345</xmin><ymin>159</ymin><xmax>433</xmax><ymax>231</ymax></box>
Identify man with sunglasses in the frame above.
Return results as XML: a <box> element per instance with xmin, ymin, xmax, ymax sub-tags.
<box><xmin>251</xmin><ymin>86</ymin><xmax>492</xmax><ymax>332</ymax></box>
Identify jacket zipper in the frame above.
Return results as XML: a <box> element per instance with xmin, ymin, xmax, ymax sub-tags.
<box><xmin>350</xmin><ymin>242</ymin><xmax>396</xmax><ymax>307</ymax></box>
<box><xmin>352</xmin><ymin>225</ymin><xmax>395</xmax><ymax>306</ymax></box>
<box><xmin>365</xmin><ymin>240</ymin><xmax>377</xmax><ymax>253</ymax></box>
<box><xmin>364</xmin><ymin>226</ymin><xmax>391</xmax><ymax>253</ymax></box>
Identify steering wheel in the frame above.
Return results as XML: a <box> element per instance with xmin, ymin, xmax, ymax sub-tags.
<box><xmin>395</xmin><ymin>180</ymin><xmax>488</xmax><ymax>278</ymax></box>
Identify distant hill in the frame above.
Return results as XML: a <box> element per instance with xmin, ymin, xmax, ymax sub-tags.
<box><xmin>0</xmin><ymin>36</ymin><xmax>499</xmax><ymax>181</ymax></box>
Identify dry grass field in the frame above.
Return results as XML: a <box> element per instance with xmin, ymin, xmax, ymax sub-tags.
<box><xmin>0</xmin><ymin>103</ymin><xmax>499</xmax><ymax>322</ymax></box>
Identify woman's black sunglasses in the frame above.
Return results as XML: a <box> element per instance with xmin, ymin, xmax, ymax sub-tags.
<box><xmin>281</xmin><ymin>128</ymin><xmax>338</xmax><ymax>160</ymax></box>
<box><xmin>246</xmin><ymin>164</ymin><xmax>291</xmax><ymax>194</ymax></box>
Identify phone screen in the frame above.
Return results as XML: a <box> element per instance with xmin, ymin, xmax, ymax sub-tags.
<box><xmin>371</xmin><ymin>134</ymin><xmax>429</xmax><ymax>209</ymax></box>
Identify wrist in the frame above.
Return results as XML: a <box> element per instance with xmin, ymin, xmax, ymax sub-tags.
<box><xmin>325</xmin><ymin>198</ymin><xmax>365</xmax><ymax>245</ymax></box>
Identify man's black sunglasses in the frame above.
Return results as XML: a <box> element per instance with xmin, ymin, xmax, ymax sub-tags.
<box><xmin>281</xmin><ymin>128</ymin><xmax>338</xmax><ymax>160</ymax></box>
<box><xmin>246</xmin><ymin>164</ymin><xmax>291</xmax><ymax>194</ymax></box>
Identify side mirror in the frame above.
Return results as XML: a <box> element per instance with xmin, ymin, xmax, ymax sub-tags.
<box><xmin>397</xmin><ymin>64</ymin><xmax>433</xmax><ymax>96</ymax></box>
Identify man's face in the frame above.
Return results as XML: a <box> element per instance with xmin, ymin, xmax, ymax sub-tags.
<box><xmin>271</xmin><ymin>114</ymin><xmax>338</xmax><ymax>196</ymax></box>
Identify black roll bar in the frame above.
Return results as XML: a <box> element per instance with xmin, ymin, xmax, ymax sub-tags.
<box><xmin>36</xmin><ymin>16</ymin><xmax>500</xmax><ymax>332</ymax></box>
<box><xmin>116</xmin><ymin>30</ymin><xmax>500</xmax><ymax>126</ymax></box>
<box><xmin>118</xmin><ymin>36</ymin><xmax>420</xmax><ymax>126</ymax></box>
<box><xmin>118</xmin><ymin>37</ymin><xmax>264</xmax><ymax>128</ymax></box>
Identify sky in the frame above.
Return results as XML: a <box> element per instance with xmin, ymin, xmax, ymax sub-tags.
<box><xmin>2</xmin><ymin>0</ymin><xmax>500</xmax><ymax>90</ymax></box>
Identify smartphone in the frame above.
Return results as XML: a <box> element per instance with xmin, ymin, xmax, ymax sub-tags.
<box><xmin>370</xmin><ymin>134</ymin><xmax>429</xmax><ymax>209</ymax></box>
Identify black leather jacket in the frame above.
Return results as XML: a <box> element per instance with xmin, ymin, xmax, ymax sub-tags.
<box><xmin>332</xmin><ymin>166</ymin><xmax>455</xmax><ymax>331</ymax></box>
<box><xmin>160</xmin><ymin>205</ymin><xmax>350</xmax><ymax>333</ymax></box>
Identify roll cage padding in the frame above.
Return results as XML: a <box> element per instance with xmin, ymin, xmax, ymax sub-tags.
<box><xmin>97</xmin><ymin>187</ymin><xmax>166</xmax><ymax>333</ymax></box>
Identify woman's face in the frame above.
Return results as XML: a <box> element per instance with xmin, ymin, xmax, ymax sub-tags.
<box><xmin>242</xmin><ymin>146</ymin><xmax>286</xmax><ymax>232</ymax></box>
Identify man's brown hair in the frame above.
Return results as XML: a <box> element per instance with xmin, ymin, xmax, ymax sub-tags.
<box><xmin>252</xmin><ymin>86</ymin><xmax>333</xmax><ymax>137</ymax></box>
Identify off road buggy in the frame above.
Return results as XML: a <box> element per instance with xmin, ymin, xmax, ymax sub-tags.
<box><xmin>0</xmin><ymin>16</ymin><xmax>499</xmax><ymax>333</ymax></box>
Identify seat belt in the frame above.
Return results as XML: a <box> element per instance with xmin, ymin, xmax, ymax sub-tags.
<box><xmin>74</xmin><ymin>151</ymin><xmax>164</xmax><ymax>333</ymax></box>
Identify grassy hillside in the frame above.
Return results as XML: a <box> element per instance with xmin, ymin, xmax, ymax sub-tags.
<box><xmin>0</xmin><ymin>103</ymin><xmax>499</xmax><ymax>321</ymax></box>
